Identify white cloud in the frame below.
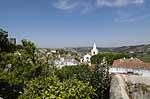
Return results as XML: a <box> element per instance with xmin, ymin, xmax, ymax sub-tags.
<box><xmin>133</xmin><ymin>0</ymin><xmax>144</xmax><ymax>4</ymax></box>
<box><xmin>53</xmin><ymin>0</ymin><xmax>145</xmax><ymax>11</ymax></box>
<box><xmin>115</xmin><ymin>14</ymin><xmax>150</xmax><ymax>22</ymax></box>
<box><xmin>53</xmin><ymin>0</ymin><xmax>77</xmax><ymax>10</ymax></box>
<box><xmin>115</xmin><ymin>10</ymin><xmax>150</xmax><ymax>22</ymax></box>
<box><xmin>52</xmin><ymin>0</ymin><xmax>148</xmax><ymax>22</ymax></box>
<box><xmin>53</xmin><ymin>0</ymin><xmax>96</xmax><ymax>14</ymax></box>
<box><xmin>80</xmin><ymin>2</ymin><xmax>95</xmax><ymax>14</ymax></box>
<box><xmin>96</xmin><ymin>0</ymin><xmax>144</xmax><ymax>7</ymax></box>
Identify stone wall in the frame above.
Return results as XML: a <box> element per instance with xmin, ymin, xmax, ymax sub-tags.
<box><xmin>110</xmin><ymin>74</ymin><xmax>150</xmax><ymax>99</ymax></box>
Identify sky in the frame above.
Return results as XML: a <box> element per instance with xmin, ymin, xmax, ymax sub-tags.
<box><xmin>0</xmin><ymin>0</ymin><xmax>150</xmax><ymax>48</ymax></box>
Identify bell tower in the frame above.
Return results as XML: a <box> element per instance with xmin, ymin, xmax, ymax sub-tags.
<box><xmin>91</xmin><ymin>42</ymin><xmax>98</xmax><ymax>56</ymax></box>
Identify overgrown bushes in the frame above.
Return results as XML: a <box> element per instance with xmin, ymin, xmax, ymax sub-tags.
<box><xmin>19</xmin><ymin>76</ymin><xmax>94</xmax><ymax>99</ymax></box>
<box><xmin>55</xmin><ymin>65</ymin><xmax>111</xmax><ymax>99</ymax></box>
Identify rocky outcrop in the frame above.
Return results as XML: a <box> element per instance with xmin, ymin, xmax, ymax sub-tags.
<box><xmin>110</xmin><ymin>74</ymin><xmax>150</xmax><ymax>99</ymax></box>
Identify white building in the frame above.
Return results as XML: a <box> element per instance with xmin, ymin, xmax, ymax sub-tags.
<box><xmin>82</xmin><ymin>42</ymin><xmax>99</xmax><ymax>63</ymax></box>
<box><xmin>109</xmin><ymin>58</ymin><xmax>150</xmax><ymax>77</ymax></box>
<box><xmin>55</xmin><ymin>57</ymin><xmax>77</xmax><ymax>68</ymax></box>
<box><xmin>51</xmin><ymin>50</ymin><xmax>57</xmax><ymax>53</ymax></box>
<box><xmin>91</xmin><ymin>42</ymin><xmax>98</xmax><ymax>56</ymax></box>
<box><xmin>83</xmin><ymin>54</ymin><xmax>91</xmax><ymax>63</ymax></box>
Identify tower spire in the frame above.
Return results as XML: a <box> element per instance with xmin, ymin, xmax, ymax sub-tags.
<box><xmin>93</xmin><ymin>42</ymin><xmax>97</xmax><ymax>50</ymax></box>
<box><xmin>91</xmin><ymin>42</ymin><xmax>98</xmax><ymax>56</ymax></box>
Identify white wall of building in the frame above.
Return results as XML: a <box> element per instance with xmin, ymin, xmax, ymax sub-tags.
<box><xmin>109</xmin><ymin>67</ymin><xmax>150</xmax><ymax>77</ymax></box>
<box><xmin>83</xmin><ymin>54</ymin><xmax>91</xmax><ymax>63</ymax></box>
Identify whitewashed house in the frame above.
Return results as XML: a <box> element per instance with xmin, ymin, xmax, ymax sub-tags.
<box><xmin>51</xmin><ymin>50</ymin><xmax>57</xmax><ymax>53</ymax></box>
<box><xmin>55</xmin><ymin>57</ymin><xmax>77</xmax><ymax>68</ymax></box>
<box><xmin>83</xmin><ymin>54</ymin><xmax>91</xmax><ymax>63</ymax></box>
<box><xmin>109</xmin><ymin>58</ymin><xmax>150</xmax><ymax>77</ymax></box>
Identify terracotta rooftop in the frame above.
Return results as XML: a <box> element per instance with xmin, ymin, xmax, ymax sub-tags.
<box><xmin>112</xmin><ymin>58</ymin><xmax>150</xmax><ymax>70</ymax></box>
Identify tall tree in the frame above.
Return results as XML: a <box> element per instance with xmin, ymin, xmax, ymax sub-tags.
<box><xmin>0</xmin><ymin>28</ymin><xmax>16</xmax><ymax>52</ymax></box>
<box><xmin>21</xmin><ymin>39</ymin><xmax>36</xmax><ymax>55</ymax></box>
<box><xmin>0</xmin><ymin>28</ymin><xmax>9</xmax><ymax>52</ymax></box>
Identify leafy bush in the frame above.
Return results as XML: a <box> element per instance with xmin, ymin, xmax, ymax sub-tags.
<box><xmin>0</xmin><ymin>52</ymin><xmax>36</xmax><ymax>84</ymax></box>
<box><xmin>0</xmin><ymin>81</ymin><xmax>24</xmax><ymax>99</ymax></box>
<box><xmin>55</xmin><ymin>65</ymin><xmax>111</xmax><ymax>99</ymax></box>
<box><xmin>55</xmin><ymin>65</ymin><xmax>92</xmax><ymax>82</ymax></box>
<box><xmin>0</xmin><ymin>38</ymin><xmax>55</xmax><ymax>98</ymax></box>
<box><xmin>90</xmin><ymin>65</ymin><xmax>110</xmax><ymax>99</ymax></box>
<box><xmin>19</xmin><ymin>76</ymin><xmax>94</xmax><ymax>99</ymax></box>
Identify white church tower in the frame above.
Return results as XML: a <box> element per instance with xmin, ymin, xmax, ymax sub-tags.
<box><xmin>91</xmin><ymin>42</ymin><xmax>98</xmax><ymax>56</ymax></box>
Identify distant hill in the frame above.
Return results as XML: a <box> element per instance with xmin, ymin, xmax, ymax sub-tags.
<box><xmin>74</xmin><ymin>44</ymin><xmax>150</xmax><ymax>63</ymax></box>
<box><xmin>74</xmin><ymin>44</ymin><xmax>150</xmax><ymax>53</ymax></box>
<box><xmin>109</xmin><ymin>44</ymin><xmax>150</xmax><ymax>53</ymax></box>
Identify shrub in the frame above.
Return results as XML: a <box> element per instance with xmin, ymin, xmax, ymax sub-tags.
<box><xmin>55</xmin><ymin>65</ymin><xmax>92</xmax><ymax>82</ymax></box>
<box><xmin>55</xmin><ymin>65</ymin><xmax>111</xmax><ymax>99</ymax></box>
<box><xmin>19</xmin><ymin>76</ymin><xmax>94</xmax><ymax>99</ymax></box>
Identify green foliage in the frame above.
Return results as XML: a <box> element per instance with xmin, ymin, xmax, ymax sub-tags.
<box><xmin>0</xmin><ymin>80</ymin><xmax>24</xmax><ymax>99</ymax></box>
<box><xmin>0</xmin><ymin>52</ymin><xmax>36</xmax><ymax>84</ymax></box>
<box><xmin>0</xmin><ymin>38</ymin><xmax>54</xmax><ymax>98</ymax></box>
<box><xmin>91</xmin><ymin>52</ymin><xmax>129</xmax><ymax>65</ymax></box>
<box><xmin>0</xmin><ymin>28</ymin><xmax>16</xmax><ymax>52</ymax></box>
<box><xmin>90</xmin><ymin>65</ymin><xmax>110</xmax><ymax>99</ymax></box>
<box><xmin>21</xmin><ymin>39</ymin><xmax>36</xmax><ymax>55</ymax></box>
<box><xmin>19</xmin><ymin>76</ymin><xmax>94</xmax><ymax>99</ymax></box>
<box><xmin>0</xmin><ymin>30</ymin><xmax>111</xmax><ymax>99</ymax></box>
<box><xmin>56</xmin><ymin>65</ymin><xmax>92</xmax><ymax>82</ymax></box>
<box><xmin>55</xmin><ymin>65</ymin><xmax>110</xmax><ymax>99</ymax></box>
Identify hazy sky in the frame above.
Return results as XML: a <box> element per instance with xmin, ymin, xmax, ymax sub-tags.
<box><xmin>0</xmin><ymin>0</ymin><xmax>150</xmax><ymax>48</ymax></box>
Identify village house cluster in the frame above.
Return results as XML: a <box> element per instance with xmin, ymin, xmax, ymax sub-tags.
<box><xmin>8</xmin><ymin>41</ymin><xmax>150</xmax><ymax>77</ymax></box>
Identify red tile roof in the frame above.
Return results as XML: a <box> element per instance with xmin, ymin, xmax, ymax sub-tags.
<box><xmin>112</xmin><ymin>58</ymin><xmax>150</xmax><ymax>69</ymax></box>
